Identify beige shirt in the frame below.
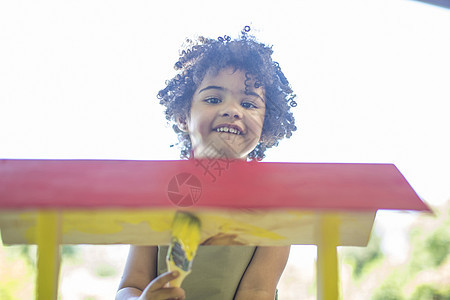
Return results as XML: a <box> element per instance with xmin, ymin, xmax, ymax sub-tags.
<box><xmin>158</xmin><ymin>245</ymin><xmax>256</xmax><ymax>300</ymax></box>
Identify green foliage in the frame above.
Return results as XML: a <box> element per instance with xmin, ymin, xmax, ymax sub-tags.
<box><xmin>342</xmin><ymin>233</ymin><xmax>383</xmax><ymax>279</ymax></box>
<box><xmin>0</xmin><ymin>287</ymin><xmax>14</xmax><ymax>300</ymax></box>
<box><xmin>340</xmin><ymin>203</ymin><xmax>450</xmax><ymax>299</ymax></box>
<box><xmin>61</xmin><ymin>245</ymin><xmax>79</xmax><ymax>260</ymax></box>
<box><xmin>94</xmin><ymin>262</ymin><xmax>117</xmax><ymax>277</ymax></box>
<box><xmin>425</xmin><ymin>225</ymin><xmax>450</xmax><ymax>268</ymax></box>
<box><xmin>16</xmin><ymin>245</ymin><xmax>79</xmax><ymax>267</ymax></box>
<box><xmin>369</xmin><ymin>205</ymin><xmax>450</xmax><ymax>299</ymax></box>
<box><xmin>372</xmin><ymin>281</ymin><xmax>405</xmax><ymax>300</ymax></box>
<box><xmin>409</xmin><ymin>209</ymin><xmax>450</xmax><ymax>274</ymax></box>
<box><xmin>408</xmin><ymin>228</ymin><xmax>431</xmax><ymax>273</ymax></box>
<box><xmin>0</xmin><ymin>244</ymin><xmax>81</xmax><ymax>299</ymax></box>
<box><xmin>0</xmin><ymin>245</ymin><xmax>36</xmax><ymax>299</ymax></box>
<box><xmin>17</xmin><ymin>245</ymin><xmax>36</xmax><ymax>267</ymax></box>
<box><xmin>410</xmin><ymin>284</ymin><xmax>450</xmax><ymax>300</ymax></box>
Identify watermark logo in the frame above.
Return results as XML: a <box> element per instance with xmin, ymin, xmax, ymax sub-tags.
<box><xmin>193</xmin><ymin>141</ymin><xmax>236</xmax><ymax>183</ymax></box>
<box><xmin>167</xmin><ymin>173</ymin><xmax>202</xmax><ymax>207</ymax></box>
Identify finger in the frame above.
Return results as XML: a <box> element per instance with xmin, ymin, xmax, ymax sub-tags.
<box><xmin>145</xmin><ymin>271</ymin><xmax>180</xmax><ymax>292</ymax></box>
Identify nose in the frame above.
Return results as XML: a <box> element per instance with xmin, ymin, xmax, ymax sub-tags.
<box><xmin>221</xmin><ymin>102</ymin><xmax>243</xmax><ymax>119</ymax></box>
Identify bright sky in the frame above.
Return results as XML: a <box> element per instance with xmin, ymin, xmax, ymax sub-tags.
<box><xmin>1</xmin><ymin>0</ymin><xmax>449</xmax><ymax>262</ymax></box>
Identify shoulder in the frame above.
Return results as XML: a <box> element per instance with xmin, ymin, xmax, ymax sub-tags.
<box><xmin>247</xmin><ymin>246</ymin><xmax>290</xmax><ymax>275</ymax></box>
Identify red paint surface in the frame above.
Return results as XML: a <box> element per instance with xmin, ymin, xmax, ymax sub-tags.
<box><xmin>0</xmin><ymin>159</ymin><xmax>430</xmax><ymax>211</ymax></box>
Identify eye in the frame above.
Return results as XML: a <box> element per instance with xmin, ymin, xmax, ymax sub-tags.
<box><xmin>204</xmin><ymin>97</ymin><xmax>221</xmax><ymax>104</ymax></box>
<box><xmin>241</xmin><ymin>101</ymin><xmax>258</xmax><ymax>109</ymax></box>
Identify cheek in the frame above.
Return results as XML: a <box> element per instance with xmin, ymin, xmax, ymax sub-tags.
<box><xmin>243</xmin><ymin>114</ymin><xmax>265</xmax><ymax>142</ymax></box>
<box><xmin>259</xmin><ymin>109</ymin><xmax>266</xmax><ymax>128</ymax></box>
<box><xmin>254</xmin><ymin>112</ymin><xmax>266</xmax><ymax>140</ymax></box>
<box><xmin>251</xmin><ymin>110</ymin><xmax>266</xmax><ymax>131</ymax></box>
<box><xmin>188</xmin><ymin>111</ymin><xmax>211</xmax><ymax>138</ymax></box>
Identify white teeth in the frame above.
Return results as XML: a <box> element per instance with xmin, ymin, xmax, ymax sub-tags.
<box><xmin>231</xmin><ymin>128</ymin><xmax>242</xmax><ymax>135</ymax></box>
<box><xmin>215</xmin><ymin>127</ymin><xmax>241</xmax><ymax>135</ymax></box>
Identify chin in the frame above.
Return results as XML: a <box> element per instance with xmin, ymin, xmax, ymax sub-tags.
<box><xmin>193</xmin><ymin>136</ymin><xmax>257</xmax><ymax>160</ymax></box>
<box><xmin>219</xmin><ymin>140</ymin><xmax>254</xmax><ymax>159</ymax></box>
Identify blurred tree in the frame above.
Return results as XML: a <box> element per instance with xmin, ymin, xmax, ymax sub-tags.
<box><xmin>372</xmin><ymin>280</ymin><xmax>405</xmax><ymax>300</ymax></box>
<box><xmin>342</xmin><ymin>232</ymin><xmax>384</xmax><ymax>279</ymax></box>
<box><xmin>341</xmin><ymin>201</ymin><xmax>450</xmax><ymax>299</ymax></box>
<box><xmin>0</xmin><ymin>244</ymin><xmax>81</xmax><ymax>299</ymax></box>
<box><xmin>409</xmin><ymin>205</ymin><xmax>450</xmax><ymax>273</ymax></box>
<box><xmin>410</xmin><ymin>284</ymin><xmax>450</xmax><ymax>300</ymax></box>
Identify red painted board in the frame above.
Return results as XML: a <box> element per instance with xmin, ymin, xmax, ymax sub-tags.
<box><xmin>0</xmin><ymin>159</ymin><xmax>430</xmax><ymax>211</ymax></box>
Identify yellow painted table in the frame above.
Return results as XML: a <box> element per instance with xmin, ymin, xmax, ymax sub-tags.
<box><xmin>0</xmin><ymin>159</ymin><xmax>431</xmax><ymax>299</ymax></box>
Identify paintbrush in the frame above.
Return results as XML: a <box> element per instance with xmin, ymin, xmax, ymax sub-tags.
<box><xmin>166</xmin><ymin>211</ymin><xmax>201</xmax><ymax>287</ymax></box>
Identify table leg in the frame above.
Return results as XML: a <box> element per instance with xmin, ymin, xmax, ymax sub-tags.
<box><xmin>317</xmin><ymin>213</ymin><xmax>340</xmax><ymax>300</ymax></box>
<box><xmin>36</xmin><ymin>210</ymin><xmax>61</xmax><ymax>300</ymax></box>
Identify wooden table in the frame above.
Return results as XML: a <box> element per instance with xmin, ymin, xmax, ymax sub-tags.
<box><xmin>0</xmin><ymin>159</ymin><xmax>431</xmax><ymax>299</ymax></box>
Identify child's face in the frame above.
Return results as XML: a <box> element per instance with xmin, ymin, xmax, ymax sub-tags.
<box><xmin>183</xmin><ymin>67</ymin><xmax>266</xmax><ymax>159</ymax></box>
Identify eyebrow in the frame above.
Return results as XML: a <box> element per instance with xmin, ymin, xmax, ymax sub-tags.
<box><xmin>197</xmin><ymin>85</ymin><xmax>265</xmax><ymax>103</ymax></box>
<box><xmin>198</xmin><ymin>86</ymin><xmax>225</xmax><ymax>94</ymax></box>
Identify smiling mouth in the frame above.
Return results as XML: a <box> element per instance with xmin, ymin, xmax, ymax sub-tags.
<box><xmin>214</xmin><ymin>126</ymin><xmax>242</xmax><ymax>135</ymax></box>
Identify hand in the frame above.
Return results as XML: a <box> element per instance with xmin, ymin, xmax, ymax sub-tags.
<box><xmin>139</xmin><ymin>271</ymin><xmax>186</xmax><ymax>300</ymax></box>
<box><xmin>201</xmin><ymin>232</ymin><xmax>244</xmax><ymax>245</ymax></box>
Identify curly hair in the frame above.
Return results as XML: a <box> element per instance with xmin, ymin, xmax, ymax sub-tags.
<box><xmin>157</xmin><ymin>27</ymin><xmax>297</xmax><ymax>161</ymax></box>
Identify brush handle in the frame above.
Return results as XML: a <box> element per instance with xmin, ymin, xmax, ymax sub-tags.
<box><xmin>166</xmin><ymin>259</ymin><xmax>191</xmax><ymax>287</ymax></box>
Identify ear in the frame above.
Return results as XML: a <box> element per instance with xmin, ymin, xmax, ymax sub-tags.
<box><xmin>176</xmin><ymin>117</ymin><xmax>189</xmax><ymax>132</ymax></box>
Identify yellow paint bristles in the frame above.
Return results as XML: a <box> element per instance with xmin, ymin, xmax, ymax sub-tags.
<box><xmin>166</xmin><ymin>211</ymin><xmax>201</xmax><ymax>287</ymax></box>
